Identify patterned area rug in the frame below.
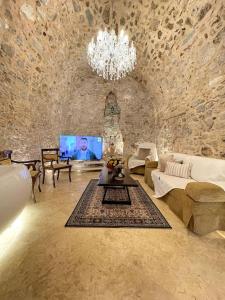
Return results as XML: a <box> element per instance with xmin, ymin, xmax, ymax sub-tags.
<box><xmin>65</xmin><ymin>179</ymin><xmax>171</xmax><ymax>228</ymax></box>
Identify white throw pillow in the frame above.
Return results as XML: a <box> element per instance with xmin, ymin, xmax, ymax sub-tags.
<box><xmin>165</xmin><ymin>162</ymin><xmax>191</xmax><ymax>179</ymax></box>
<box><xmin>158</xmin><ymin>154</ymin><xmax>174</xmax><ymax>172</ymax></box>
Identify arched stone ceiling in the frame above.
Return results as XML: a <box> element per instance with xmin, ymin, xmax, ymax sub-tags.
<box><xmin>1</xmin><ymin>0</ymin><xmax>225</xmax><ymax>158</ymax></box>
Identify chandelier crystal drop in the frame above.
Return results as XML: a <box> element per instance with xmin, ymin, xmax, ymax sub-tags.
<box><xmin>87</xmin><ymin>28</ymin><xmax>137</xmax><ymax>80</ymax></box>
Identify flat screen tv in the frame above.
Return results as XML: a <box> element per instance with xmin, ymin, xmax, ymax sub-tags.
<box><xmin>60</xmin><ymin>135</ymin><xmax>103</xmax><ymax>161</ymax></box>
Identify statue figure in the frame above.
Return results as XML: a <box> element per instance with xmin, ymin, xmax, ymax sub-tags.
<box><xmin>104</xmin><ymin>91</ymin><xmax>121</xmax><ymax>117</ymax></box>
<box><xmin>103</xmin><ymin>91</ymin><xmax>124</xmax><ymax>156</ymax></box>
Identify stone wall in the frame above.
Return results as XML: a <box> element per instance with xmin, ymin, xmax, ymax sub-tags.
<box><xmin>0</xmin><ymin>0</ymin><xmax>72</xmax><ymax>159</ymax></box>
<box><xmin>1</xmin><ymin>0</ymin><xmax>225</xmax><ymax>159</ymax></box>
<box><xmin>118</xmin><ymin>0</ymin><xmax>225</xmax><ymax>158</ymax></box>
<box><xmin>0</xmin><ymin>0</ymin><xmax>154</xmax><ymax>159</ymax></box>
<box><xmin>62</xmin><ymin>74</ymin><xmax>155</xmax><ymax>156</ymax></box>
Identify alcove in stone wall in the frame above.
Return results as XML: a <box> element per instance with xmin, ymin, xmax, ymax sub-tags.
<box><xmin>103</xmin><ymin>91</ymin><xmax>123</xmax><ymax>155</ymax></box>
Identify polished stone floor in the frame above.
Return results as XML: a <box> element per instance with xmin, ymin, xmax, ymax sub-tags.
<box><xmin>0</xmin><ymin>171</ymin><xmax>225</xmax><ymax>300</ymax></box>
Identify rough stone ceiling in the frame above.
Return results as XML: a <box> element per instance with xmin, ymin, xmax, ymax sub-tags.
<box><xmin>1</xmin><ymin>0</ymin><xmax>224</xmax><ymax>102</ymax></box>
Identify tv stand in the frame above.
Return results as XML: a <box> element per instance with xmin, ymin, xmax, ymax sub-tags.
<box><xmin>71</xmin><ymin>160</ymin><xmax>105</xmax><ymax>172</ymax></box>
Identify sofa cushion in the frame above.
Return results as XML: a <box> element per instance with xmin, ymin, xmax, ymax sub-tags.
<box><xmin>166</xmin><ymin>153</ymin><xmax>225</xmax><ymax>192</ymax></box>
<box><xmin>185</xmin><ymin>182</ymin><xmax>225</xmax><ymax>203</ymax></box>
<box><xmin>133</xmin><ymin>142</ymin><xmax>158</xmax><ymax>161</ymax></box>
<box><xmin>128</xmin><ymin>157</ymin><xmax>145</xmax><ymax>170</ymax></box>
<box><xmin>190</xmin><ymin>155</ymin><xmax>225</xmax><ymax>183</ymax></box>
<box><xmin>137</xmin><ymin>148</ymin><xmax>150</xmax><ymax>160</ymax></box>
<box><xmin>165</xmin><ymin>162</ymin><xmax>191</xmax><ymax>179</ymax></box>
<box><xmin>158</xmin><ymin>154</ymin><xmax>174</xmax><ymax>172</ymax></box>
<box><xmin>151</xmin><ymin>169</ymin><xmax>194</xmax><ymax>198</ymax></box>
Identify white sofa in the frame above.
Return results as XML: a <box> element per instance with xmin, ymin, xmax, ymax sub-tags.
<box><xmin>145</xmin><ymin>153</ymin><xmax>225</xmax><ymax>235</ymax></box>
<box><xmin>152</xmin><ymin>153</ymin><xmax>225</xmax><ymax>198</ymax></box>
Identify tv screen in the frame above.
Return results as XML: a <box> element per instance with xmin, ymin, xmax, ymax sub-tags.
<box><xmin>60</xmin><ymin>135</ymin><xmax>103</xmax><ymax>161</ymax></box>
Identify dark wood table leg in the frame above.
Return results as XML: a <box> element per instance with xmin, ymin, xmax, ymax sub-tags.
<box><xmin>102</xmin><ymin>187</ymin><xmax>108</xmax><ymax>204</ymax></box>
<box><xmin>42</xmin><ymin>169</ymin><xmax>45</xmax><ymax>184</ymax></box>
<box><xmin>38</xmin><ymin>174</ymin><xmax>41</xmax><ymax>192</ymax></box>
<box><xmin>32</xmin><ymin>177</ymin><xmax>36</xmax><ymax>203</ymax></box>
<box><xmin>69</xmin><ymin>166</ymin><xmax>72</xmax><ymax>182</ymax></box>
<box><xmin>125</xmin><ymin>186</ymin><xmax>131</xmax><ymax>205</ymax></box>
<box><xmin>53</xmin><ymin>170</ymin><xmax>56</xmax><ymax>188</ymax></box>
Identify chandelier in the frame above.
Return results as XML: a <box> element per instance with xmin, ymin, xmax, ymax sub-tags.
<box><xmin>87</xmin><ymin>28</ymin><xmax>137</xmax><ymax>80</ymax></box>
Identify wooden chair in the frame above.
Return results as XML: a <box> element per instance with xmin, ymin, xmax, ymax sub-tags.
<box><xmin>0</xmin><ymin>149</ymin><xmax>12</xmax><ymax>160</ymax></box>
<box><xmin>0</xmin><ymin>149</ymin><xmax>41</xmax><ymax>202</ymax></box>
<box><xmin>12</xmin><ymin>159</ymin><xmax>41</xmax><ymax>202</ymax></box>
<box><xmin>41</xmin><ymin>148</ymin><xmax>72</xmax><ymax>188</ymax></box>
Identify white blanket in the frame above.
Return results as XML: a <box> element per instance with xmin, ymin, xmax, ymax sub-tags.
<box><xmin>128</xmin><ymin>142</ymin><xmax>158</xmax><ymax>170</ymax></box>
<box><xmin>128</xmin><ymin>158</ymin><xmax>145</xmax><ymax>169</ymax></box>
<box><xmin>151</xmin><ymin>169</ymin><xmax>195</xmax><ymax>198</ymax></box>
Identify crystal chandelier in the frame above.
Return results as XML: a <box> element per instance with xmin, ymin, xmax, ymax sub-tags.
<box><xmin>87</xmin><ymin>28</ymin><xmax>137</xmax><ymax>80</ymax></box>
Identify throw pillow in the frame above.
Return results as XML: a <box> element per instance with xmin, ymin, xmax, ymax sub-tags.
<box><xmin>165</xmin><ymin>161</ymin><xmax>191</xmax><ymax>179</ymax></box>
<box><xmin>175</xmin><ymin>159</ymin><xmax>183</xmax><ymax>164</ymax></box>
<box><xmin>137</xmin><ymin>148</ymin><xmax>150</xmax><ymax>160</ymax></box>
<box><xmin>158</xmin><ymin>154</ymin><xmax>174</xmax><ymax>172</ymax></box>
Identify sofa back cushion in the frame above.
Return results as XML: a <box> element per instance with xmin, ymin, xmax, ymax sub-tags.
<box><xmin>169</xmin><ymin>153</ymin><xmax>225</xmax><ymax>184</ymax></box>
<box><xmin>158</xmin><ymin>154</ymin><xmax>174</xmax><ymax>172</ymax></box>
<box><xmin>190</xmin><ymin>155</ymin><xmax>225</xmax><ymax>182</ymax></box>
<box><xmin>137</xmin><ymin>148</ymin><xmax>150</xmax><ymax>160</ymax></box>
<box><xmin>134</xmin><ymin>142</ymin><xmax>158</xmax><ymax>161</ymax></box>
<box><xmin>165</xmin><ymin>161</ymin><xmax>191</xmax><ymax>179</ymax></box>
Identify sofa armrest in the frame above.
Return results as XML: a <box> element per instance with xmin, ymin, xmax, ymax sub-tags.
<box><xmin>145</xmin><ymin>159</ymin><xmax>158</xmax><ymax>169</ymax></box>
<box><xmin>144</xmin><ymin>160</ymin><xmax>157</xmax><ymax>188</ymax></box>
<box><xmin>185</xmin><ymin>182</ymin><xmax>225</xmax><ymax>203</ymax></box>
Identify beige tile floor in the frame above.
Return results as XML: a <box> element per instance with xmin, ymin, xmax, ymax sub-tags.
<box><xmin>0</xmin><ymin>171</ymin><xmax>225</xmax><ymax>300</ymax></box>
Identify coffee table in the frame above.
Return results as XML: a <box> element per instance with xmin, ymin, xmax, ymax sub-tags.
<box><xmin>98</xmin><ymin>169</ymin><xmax>138</xmax><ymax>205</ymax></box>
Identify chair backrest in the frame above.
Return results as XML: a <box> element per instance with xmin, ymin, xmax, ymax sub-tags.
<box><xmin>0</xmin><ymin>150</ymin><xmax>12</xmax><ymax>159</ymax></box>
<box><xmin>41</xmin><ymin>148</ymin><xmax>59</xmax><ymax>166</ymax></box>
<box><xmin>0</xmin><ymin>150</ymin><xmax>12</xmax><ymax>165</ymax></box>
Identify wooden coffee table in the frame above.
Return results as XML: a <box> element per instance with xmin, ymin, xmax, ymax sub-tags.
<box><xmin>98</xmin><ymin>169</ymin><xmax>138</xmax><ymax>205</ymax></box>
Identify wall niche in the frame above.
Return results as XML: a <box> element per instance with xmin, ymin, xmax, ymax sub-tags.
<box><xmin>103</xmin><ymin>91</ymin><xmax>123</xmax><ymax>155</ymax></box>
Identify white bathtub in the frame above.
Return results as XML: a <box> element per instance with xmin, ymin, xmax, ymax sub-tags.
<box><xmin>0</xmin><ymin>164</ymin><xmax>32</xmax><ymax>233</ymax></box>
